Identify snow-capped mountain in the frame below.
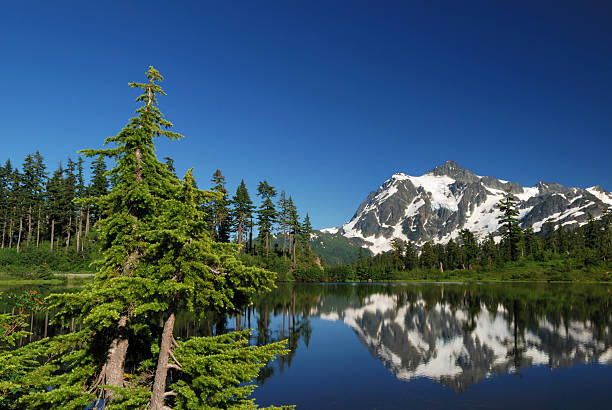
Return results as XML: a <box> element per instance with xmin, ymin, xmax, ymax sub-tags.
<box><xmin>322</xmin><ymin>160</ymin><xmax>612</xmax><ymax>254</ymax></box>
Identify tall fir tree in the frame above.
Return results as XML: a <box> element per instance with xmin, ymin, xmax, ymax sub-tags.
<box><xmin>230</xmin><ymin>179</ymin><xmax>254</xmax><ymax>247</ymax></box>
<box><xmin>0</xmin><ymin>160</ymin><xmax>12</xmax><ymax>248</ymax></box>
<box><xmin>497</xmin><ymin>191</ymin><xmax>522</xmax><ymax>261</ymax></box>
<box><xmin>209</xmin><ymin>169</ymin><xmax>231</xmax><ymax>243</ymax></box>
<box><xmin>256</xmin><ymin>180</ymin><xmax>277</xmax><ymax>253</ymax></box>
<box><xmin>287</xmin><ymin>196</ymin><xmax>299</xmax><ymax>265</ymax></box>
<box><xmin>278</xmin><ymin>190</ymin><xmax>289</xmax><ymax>255</ymax></box>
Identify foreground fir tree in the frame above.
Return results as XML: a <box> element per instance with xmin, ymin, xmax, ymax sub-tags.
<box><xmin>0</xmin><ymin>67</ymin><xmax>288</xmax><ymax>409</ymax></box>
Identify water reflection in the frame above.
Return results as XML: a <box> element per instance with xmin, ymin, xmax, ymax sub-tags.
<box><xmin>4</xmin><ymin>282</ymin><xmax>612</xmax><ymax>394</ymax></box>
<box><xmin>249</xmin><ymin>283</ymin><xmax>612</xmax><ymax>392</ymax></box>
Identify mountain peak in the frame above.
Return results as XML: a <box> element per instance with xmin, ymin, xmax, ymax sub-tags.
<box><xmin>429</xmin><ymin>160</ymin><xmax>479</xmax><ymax>183</ymax></box>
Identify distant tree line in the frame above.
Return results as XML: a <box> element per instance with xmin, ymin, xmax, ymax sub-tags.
<box><xmin>0</xmin><ymin>152</ymin><xmax>108</xmax><ymax>254</ymax></box>
<box><xmin>200</xmin><ymin>169</ymin><xmax>316</xmax><ymax>273</ymax></box>
<box><xmin>0</xmin><ymin>151</ymin><xmax>318</xmax><ymax>277</ymax></box>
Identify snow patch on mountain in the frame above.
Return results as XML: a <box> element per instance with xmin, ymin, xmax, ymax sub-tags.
<box><xmin>407</xmin><ymin>174</ymin><xmax>462</xmax><ymax>211</ymax></box>
<box><xmin>587</xmin><ymin>186</ymin><xmax>612</xmax><ymax>207</ymax></box>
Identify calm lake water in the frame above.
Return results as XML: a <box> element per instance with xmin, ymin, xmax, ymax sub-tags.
<box><xmin>3</xmin><ymin>282</ymin><xmax>612</xmax><ymax>409</ymax></box>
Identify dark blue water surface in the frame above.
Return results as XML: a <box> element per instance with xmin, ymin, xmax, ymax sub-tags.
<box><xmin>243</xmin><ymin>283</ymin><xmax>612</xmax><ymax>409</ymax></box>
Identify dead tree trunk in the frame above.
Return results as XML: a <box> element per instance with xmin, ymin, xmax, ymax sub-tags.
<box><xmin>50</xmin><ymin>219</ymin><xmax>55</xmax><ymax>251</ymax></box>
<box><xmin>26</xmin><ymin>205</ymin><xmax>32</xmax><ymax>247</ymax></box>
<box><xmin>150</xmin><ymin>312</ymin><xmax>178</xmax><ymax>410</ymax></box>
<box><xmin>84</xmin><ymin>205</ymin><xmax>91</xmax><ymax>246</ymax></box>
<box><xmin>1</xmin><ymin>210</ymin><xmax>6</xmax><ymax>248</ymax></box>
<box><xmin>293</xmin><ymin>235</ymin><xmax>297</xmax><ymax>267</ymax></box>
<box><xmin>8</xmin><ymin>208</ymin><xmax>15</xmax><ymax>248</ymax></box>
<box><xmin>76</xmin><ymin>206</ymin><xmax>83</xmax><ymax>253</ymax></box>
<box><xmin>36</xmin><ymin>205</ymin><xmax>41</xmax><ymax>247</ymax></box>
<box><xmin>237</xmin><ymin>219</ymin><xmax>243</xmax><ymax>247</ymax></box>
<box><xmin>65</xmin><ymin>215</ymin><xmax>72</xmax><ymax>251</ymax></box>
<box><xmin>16</xmin><ymin>216</ymin><xmax>23</xmax><ymax>252</ymax></box>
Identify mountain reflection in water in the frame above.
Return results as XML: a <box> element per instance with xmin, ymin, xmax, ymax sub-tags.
<box><xmin>249</xmin><ymin>283</ymin><xmax>612</xmax><ymax>393</ymax></box>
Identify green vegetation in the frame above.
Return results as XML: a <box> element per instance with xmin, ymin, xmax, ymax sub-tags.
<box><xmin>309</xmin><ymin>231</ymin><xmax>372</xmax><ymax>265</ymax></box>
<box><xmin>0</xmin><ymin>68</ymin><xmax>290</xmax><ymax>409</ymax></box>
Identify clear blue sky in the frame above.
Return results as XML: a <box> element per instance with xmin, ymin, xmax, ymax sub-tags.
<box><xmin>2</xmin><ymin>1</ymin><xmax>611</xmax><ymax>229</ymax></box>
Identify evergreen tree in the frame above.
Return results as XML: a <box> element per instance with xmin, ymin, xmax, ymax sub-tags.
<box><xmin>522</xmin><ymin>227</ymin><xmax>540</xmax><ymax>260</ymax></box>
<box><xmin>7</xmin><ymin>165</ymin><xmax>23</xmax><ymax>250</ymax></box>
<box><xmin>163</xmin><ymin>156</ymin><xmax>176</xmax><ymax>175</ymax></box>
<box><xmin>390</xmin><ymin>238</ymin><xmax>405</xmax><ymax>270</ymax></box>
<box><xmin>230</xmin><ymin>179</ymin><xmax>254</xmax><ymax>247</ymax></box>
<box><xmin>0</xmin><ymin>160</ymin><xmax>12</xmax><ymax>248</ymax></box>
<box><xmin>404</xmin><ymin>240</ymin><xmax>418</xmax><ymax>270</ymax></box>
<box><xmin>256</xmin><ymin>180</ymin><xmax>277</xmax><ymax>252</ymax></box>
<box><xmin>20</xmin><ymin>153</ymin><xmax>46</xmax><ymax>247</ymax></box>
<box><xmin>420</xmin><ymin>242</ymin><xmax>436</xmax><ymax>270</ymax></box>
<box><xmin>209</xmin><ymin>169</ymin><xmax>231</xmax><ymax>242</ymax></box>
<box><xmin>62</xmin><ymin>158</ymin><xmax>78</xmax><ymax>251</ymax></box>
<box><xmin>278</xmin><ymin>190</ymin><xmax>290</xmax><ymax>255</ymax></box>
<box><xmin>445</xmin><ymin>238</ymin><xmax>459</xmax><ymax>270</ymax></box>
<box><xmin>459</xmin><ymin>229</ymin><xmax>478</xmax><ymax>269</ymax></box>
<box><xmin>287</xmin><ymin>196</ymin><xmax>300</xmax><ymax>265</ymax></box>
<box><xmin>497</xmin><ymin>192</ymin><xmax>522</xmax><ymax>261</ymax></box>
<box><xmin>88</xmin><ymin>156</ymin><xmax>108</xmax><ymax>224</ymax></box>
<box><xmin>45</xmin><ymin>164</ymin><xmax>64</xmax><ymax>251</ymax></box>
<box><xmin>301</xmin><ymin>213</ymin><xmax>313</xmax><ymax>250</ymax></box>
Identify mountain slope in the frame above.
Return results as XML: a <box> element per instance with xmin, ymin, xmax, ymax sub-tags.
<box><xmin>324</xmin><ymin>160</ymin><xmax>611</xmax><ymax>254</ymax></box>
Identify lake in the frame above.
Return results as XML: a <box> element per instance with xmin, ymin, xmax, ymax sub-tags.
<box><xmin>3</xmin><ymin>282</ymin><xmax>612</xmax><ymax>409</ymax></box>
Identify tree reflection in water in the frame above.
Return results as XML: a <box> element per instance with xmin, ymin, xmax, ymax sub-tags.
<box><xmin>246</xmin><ymin>283</ymin><xmax>612</xmax><ymax>392</ymax></box>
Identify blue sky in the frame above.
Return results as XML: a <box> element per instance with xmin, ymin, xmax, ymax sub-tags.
<box><xmin>2</xmin><ymin>1</ymin><xmax>611</xmax><ymax>229</ymax></box>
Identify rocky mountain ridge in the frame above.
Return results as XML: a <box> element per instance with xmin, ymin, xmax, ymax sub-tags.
<box><xmin>320</xmin><ymin>160</ymin><xmax>612</xmax><ymax>254</ymax></box>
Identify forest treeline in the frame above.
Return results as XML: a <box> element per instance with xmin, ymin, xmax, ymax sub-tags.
<box><xmin>0</xmin><ymin>151</ymin><xmax>319</xmax><ymax>277</ymax></box>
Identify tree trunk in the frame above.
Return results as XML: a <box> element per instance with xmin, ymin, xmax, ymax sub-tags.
<box><xmin>440</xmin><ymin>261</ymin><xmax>444</xmax><ymax>273</ymax></box>
<box><xmin>1</xmin><ymin>210</ymin><xmax>6</xmax><ymax>248</ymax></box>
<box><xmin>248</xmin><ymin>223</ymin><xmax>253</xmax><ymax>254</ymax></box>
<box><xmin>150</xmin><ymin>312</ymin><xmax>177</xmax><ymax>410</ymax></box>
<box><xmin>26</xmin><ymin>205</ymin><xmax>32</xmax><ymax>247</ymax></box>
<box><xmin>8</xmin><ymin>208</ymin><xmax>15</xmax><ymax>248</ymax></box>
<box><xmin>99</xmin><ymin>313</ymin><xmax>131</xmax><ymax>401</ymax></box>
<box><xmin>16</xmin><ymin>216</ymin><xmax>23</xmax><ymax>252</ymax></box>
<box><xmin>85</xmin><ymin>205</ymin><xmax>91</xmax><ymax>246</ymax></box>
<box><xmin>36</xmin><ymin>205</ymin><xmax>41</xmax><ymax>247</ymax></box>
<box><xmin>76</xmin><ymin>206</ymin><xmax>83</xmax><ymax>253</ymax></box>
<box><xmin>65</xmin><ymin>215</ymin><xmax>72</xmax><ymax>251</ymax></box>
<box><xmin>50</xmin><ymin>219</ymin><xmax>55</xmax><ymax>251</ymax></box>
<box><xmin>99</xmin><ymin>85</ymin><xmax>151</xmax><ymax>402</ymax></box>
<box><xmin>282</xmin><ymin>221</ymin><xmax>287</xmax><ymax>255</ymax></box>
<box><xmin>237</xmin><ymin>219</ymin><xmax>243</xmax><ymax>246</ymax></box>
